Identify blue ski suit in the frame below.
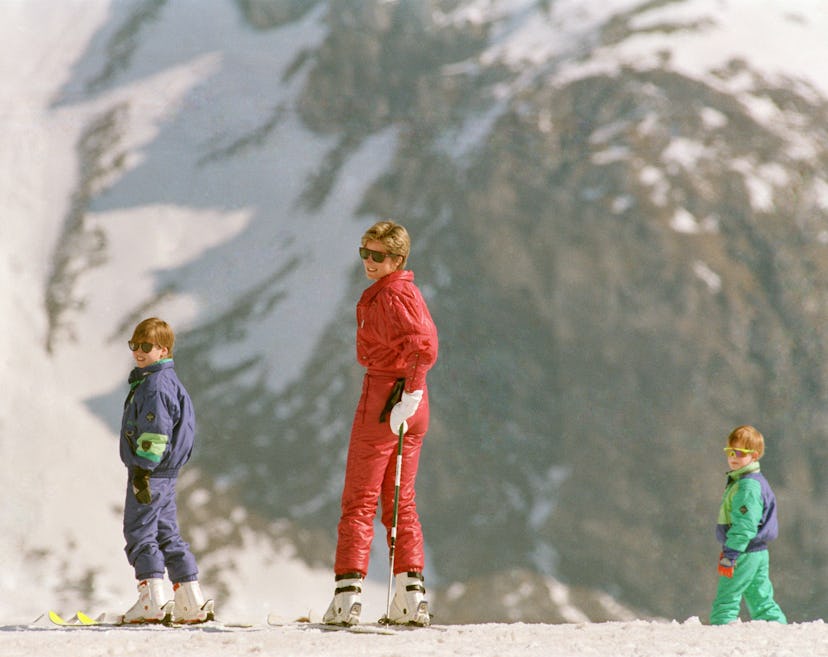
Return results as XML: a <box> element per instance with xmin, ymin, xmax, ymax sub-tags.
<box><xmin>120</xmin><ymin>359</ymin><xmax>199</xmax><ymax>583</ymax></box>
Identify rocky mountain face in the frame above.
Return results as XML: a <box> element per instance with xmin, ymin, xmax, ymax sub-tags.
<box><xmin>49</xmin><ymin>1</ymin><xmax>828</xmax><ymax>622</ymax></box>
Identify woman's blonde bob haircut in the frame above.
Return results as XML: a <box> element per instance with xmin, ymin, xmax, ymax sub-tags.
<box><xmin>361</xmin><ymin>220</ymin><xmax>410</xmax><ymax>270</ymax></box>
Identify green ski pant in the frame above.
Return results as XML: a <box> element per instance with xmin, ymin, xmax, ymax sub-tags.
<box><xmin>710</xmin><ymin>549</ymin><xmax>786</xmax><ymax>625</ymax></box>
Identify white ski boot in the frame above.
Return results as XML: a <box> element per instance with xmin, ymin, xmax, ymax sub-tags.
<box><xmin>322</xmin><ymin>573</ymin><xmax>363</xmax><ymax>626</ymax></box>
<box><xmin>387</xmin><ymin>571</ymin><xmax>430</xmax><ymax>626</ymax></box>
<box><xmin>123</xmin><ymin>578</ymin><xmax>174</xmax><ymax>624</ymax></box>
<box><xmin>173</xmin><ymin>580</ymin><xmax>215</xmax><ymax>624</ymax></box>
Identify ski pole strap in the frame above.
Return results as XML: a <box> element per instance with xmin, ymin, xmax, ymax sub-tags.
<box><xmin>379</xmin><ymin>378</ymin><xmax>406</xmax><ymax>423</ymax></box>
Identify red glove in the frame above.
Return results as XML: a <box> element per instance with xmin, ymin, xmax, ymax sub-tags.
<box><xmin>717</xmin><ymin>552</ymin><xmax>735</xmax><ymax>578</ymax></box>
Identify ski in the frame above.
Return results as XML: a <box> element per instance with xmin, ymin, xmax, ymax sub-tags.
<box><xmin>45</xmin><ymin>609</ymin><xmax>160</xmax><ymax>628</ymax></box>
<box><xmin>265</xmin><ymin>612</ymin><xmax>440</xmax><ymax>635</ymax></box>
<box><xmin>47</xmin><ymin>611</ymin><xmax>95</xmax><ymax>627</ymax></box>
<box><xmin>275</xmin><ymin>621</ymin><xmax>396</xmax><ymax>636</ymax></box>
<box><xmin>76</xmin><ymin>611</ymin><xmax>100</xmax><ymax>625</ymax></box>
<box><xmin>44</xmin><ymin>610</ymin><xmax>252</xmax><ymax>630</ymax></box>
<box><xmin>315</xmin><ymin>622</ymin><xmax>401</xmax><ymax>635</ymax></box>
<box><xmin>265</xmin><ymin>612</ymin><xmax>390</xmax><ymax>635</ymax></box>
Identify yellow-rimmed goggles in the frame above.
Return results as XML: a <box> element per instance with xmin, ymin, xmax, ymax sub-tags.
<box><xmin>724</xmin><ymin>447</ymin><xmax>757</xmax><ymax>458</ymax></box>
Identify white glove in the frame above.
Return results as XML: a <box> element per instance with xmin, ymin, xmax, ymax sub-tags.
<box><xmin>389</xmin><ymin>390</ymin><xmax>423</xmax><ymax>435</ymax></box>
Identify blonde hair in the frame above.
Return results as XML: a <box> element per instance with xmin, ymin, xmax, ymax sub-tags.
<box><xmin>131</xmin><ymin>317</ymin><xmax>175</xmax><ymax>356</ymax></box>
<box><xmin>361</xmin><ymin>220</ymin><xmax>410</xmax><ymax>270</ymax></box>
<box><xmin>727</xmin><ymin>425</ymin><xmax>765</xmax><ymax>459</ymax></box>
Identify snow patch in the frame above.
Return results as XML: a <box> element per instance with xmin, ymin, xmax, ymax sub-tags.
<box><xmin>693</xmin><ymin>260</ymin><xmax>722</xmax><ymax>293</ymax></box>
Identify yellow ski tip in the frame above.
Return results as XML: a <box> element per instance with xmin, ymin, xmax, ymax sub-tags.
<box><xmin>48</xmin><ymin>610</ymin><xmax>67</xmax><ymax>625</ymax></box>
<box><xmin>76</xmin><ymin>611</ymin><xmax>97</xmax><ymax>625</ymax></box>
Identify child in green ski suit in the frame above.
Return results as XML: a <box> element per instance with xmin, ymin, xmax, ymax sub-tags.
<box><xmin>710</xmin><ymin>425</ymin><xmax>786</xmax><ymax>625</ymax></box>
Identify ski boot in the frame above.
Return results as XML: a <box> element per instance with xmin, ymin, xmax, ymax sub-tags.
<box><xmin>123</xmin><ymin>578</ymin><xmax>174</xmax><ymax>624</ymax></box>
<box><xmin>322</xmin><ymin>572</ymin><xmax>363</xmax><ymax>626</ymax></box>
<box><xmin>387</xmin><ymin>571</ymin><xmax>430</xmax><ymax>626</ymax></box>
<box><xmin>173</xmin><ymin>580</ymin><xmax>215</xmax><ymax>624</ymax></box>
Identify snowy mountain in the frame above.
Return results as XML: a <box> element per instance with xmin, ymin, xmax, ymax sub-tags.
<box><xmin>4</xmin><ymin>0</ymin><xmax>828</xmax><ymax>626</ymax></box>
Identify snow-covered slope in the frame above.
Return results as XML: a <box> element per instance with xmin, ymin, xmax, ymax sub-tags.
<box><xmin>4</xmin><ymin>617</ymin><xmax>828</xmax><ymax>657</ymax></box>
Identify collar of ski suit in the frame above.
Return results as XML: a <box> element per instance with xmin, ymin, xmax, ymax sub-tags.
<box><xmin>128</xmin><ymin>358</ymin><xmax>174</xmax><ymax>388</ymax></box>
<box><xmin>362</xmin><ymin>269</ymin><xmax>415</xmax><ymax>303</ymax></box>
<box><xmin>727</xmin><ymin>460</ymin><xmax>760</xmax><ymax>482</ymax></box>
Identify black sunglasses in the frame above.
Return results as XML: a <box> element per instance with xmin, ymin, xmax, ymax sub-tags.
<box><xmin>128</xmin><ymin>341</ymin><xmax>158</xmax><ymax>353</ymax></box>
<box><xmin>359</xmin><ymin>246</ymin><xmax>400</xmax><ymax>263</ymax></box>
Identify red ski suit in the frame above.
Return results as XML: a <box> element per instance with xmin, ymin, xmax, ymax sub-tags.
<box><xmin>334</xmin><ymin>269</ymin><xmax>438</xmax><ymax>576</ymax></box>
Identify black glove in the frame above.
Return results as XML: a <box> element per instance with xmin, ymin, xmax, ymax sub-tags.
<box><xmin>132</xmin><ymin>468</ymin><xmax>152</xmax><ymax>504</ymax></box>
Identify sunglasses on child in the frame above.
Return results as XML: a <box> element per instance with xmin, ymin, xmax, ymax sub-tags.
<box><xmin>723</xmin><ymin>447</ymin><xmax>757</xmax><ymax>458</ymax></box>
<box><xmin>359</xmin><ymin>247</ymin><xmax>400</xmax><ymax>263</ymax></box>
<box><xmin>128</xmin><ymin>341</ymin><xmax>159</xmax><ymax>353</ymax></box>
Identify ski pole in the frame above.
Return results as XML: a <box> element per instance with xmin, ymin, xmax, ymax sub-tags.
<box><xmin>383</xmin><ymin>423</ymin><xmax>405</xmax><ymax>622</ymax></box>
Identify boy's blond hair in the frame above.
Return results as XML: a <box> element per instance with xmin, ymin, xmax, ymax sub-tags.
<box><xmin>361</xmin><ymin>220</ymin><xmax>410</xmax><ymax>270</ymax></box>
<box><xmin>131</xmin><ymin>317</ymin><xmax>175</xmax><ymax>356</ymax></box>
<box><xmin>727</xmin><ymin>425</ymin><xmax>765</xmax><ymax>459</ymax></box>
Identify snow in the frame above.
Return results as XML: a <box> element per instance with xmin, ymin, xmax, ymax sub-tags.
<box><xmin>450</xmin><ymin>0</ymin><xmax>828</xmax><ymax>102</ymax></box>
<box><xmin>693</xmin><ymin>261</ymin><xmax>722</xmax><ymax>294</ymax></box>
<box><xmin>546</xmin><ymin>0</ymin><xmax>828</xmax><ymax>96</ymax></box>
<box><xmin>628</xmin><ymin>0</ymin><xmax>828</xmax><ymax>96</ymax></box>
<box><xmin>3</xmin><ymin>617</ymin><xmax>828</xmax><ymax>657</ymax></box>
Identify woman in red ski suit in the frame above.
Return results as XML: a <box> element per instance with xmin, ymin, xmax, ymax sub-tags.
<box><xmin>323</xmin><ymin>220</ymin><xmax>438</xmax><ymax>627</ymax></box>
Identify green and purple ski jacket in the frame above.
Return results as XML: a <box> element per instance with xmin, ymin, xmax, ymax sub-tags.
<box><xmin>716</xmin><ymin>461</ymin><xmax>779</xmax><ymax>561</ymax></box>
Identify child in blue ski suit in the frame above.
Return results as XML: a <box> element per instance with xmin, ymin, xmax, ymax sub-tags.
<box><xmin>120</xmin><ymin>317</ymin><xmax>213</xmax><ymax>624</ymax></box>
<box><xmin>710</xmin><ymin>425</ymin><xmax>786</xmax><ymax>625</ymax></box>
